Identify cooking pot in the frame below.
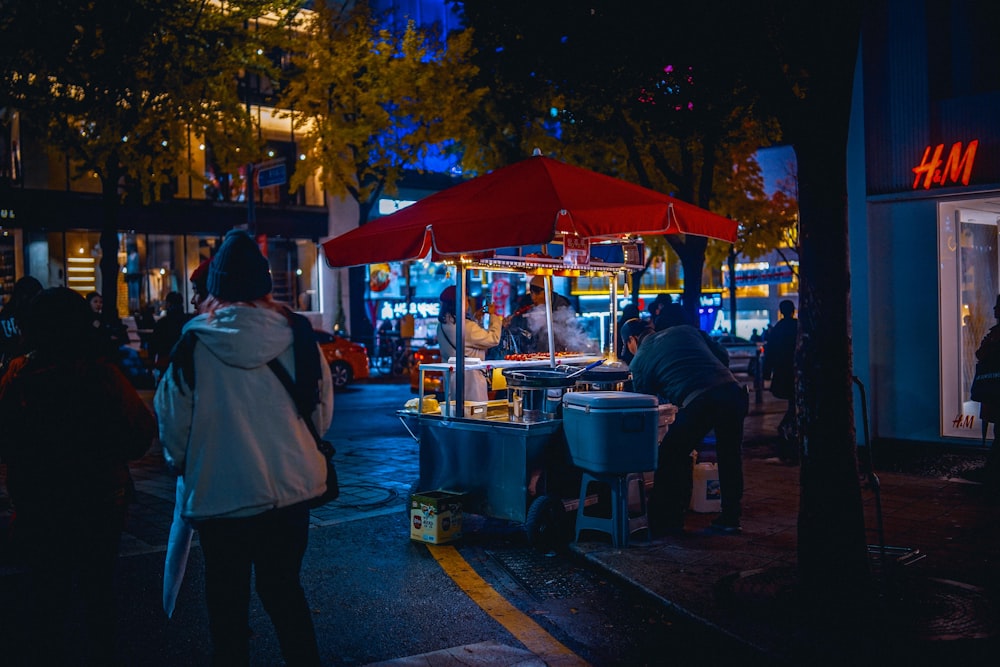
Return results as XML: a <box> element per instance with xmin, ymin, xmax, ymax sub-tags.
<box><xmin>502</xmin><ymin>368</ymin><xmax>580</xmax><ymax>388</ymax></box>
<box><xmin>503</xmin><ymin>369</ymin><xmax>579</xmax><ymax>422</ymax></box>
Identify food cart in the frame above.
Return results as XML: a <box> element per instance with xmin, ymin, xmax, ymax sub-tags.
<box><xmin>322</xmin><ymin>155</ymin><xmax>738</xmax><ymax>542</ymax></box>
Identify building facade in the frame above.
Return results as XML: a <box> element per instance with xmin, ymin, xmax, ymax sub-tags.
<box><xmin>0</xmin><ymin>105</ymin><xmax>328</xmax><ymax>323</ymax></box>
<box><xmin>850</xmin><ymin>0</ymin><xmax>1000</xmax><ymax>447</ymax></box>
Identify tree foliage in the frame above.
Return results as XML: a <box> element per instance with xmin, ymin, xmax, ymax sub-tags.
<box><xmin>0</xmin><ymin>0</ymin><xmax>303</xmax><ymax>316</ymax></box>
<box><xmin>460</xmin><ymin>0</ymin><xmax>869</xmax><ymax>611</ymax></box>
<box><xmin>1</xmin><ymin>0</ymin><xmax>302</xmax><ymax>200</ymax></box>
<box><xmin>453</xmin><ymin>1</ymin><xmax>787</xmax><ymax>323</ymax></box>
<box><xmin>280</xmin><ymin>0</ymin><xmax>485</xmax><ymax>224</ymax></box>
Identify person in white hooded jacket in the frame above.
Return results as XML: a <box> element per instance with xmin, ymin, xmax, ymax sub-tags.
<box><xmin>155</xmin><ymin>229</ymin><xmax>333</xmax><ymax>667</ymax></box>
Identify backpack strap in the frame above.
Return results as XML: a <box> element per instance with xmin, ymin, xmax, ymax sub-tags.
<box><xmin>280</xmin><ymin>308</ymin><xmax>323</xmax><ymax>416</ymax></box>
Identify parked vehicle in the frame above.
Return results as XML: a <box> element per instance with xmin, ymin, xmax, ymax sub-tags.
<box><xmin>711</xmin><ymin>334</ymin><xmax>763</xmax><ymax>376</ymax></box>
<box><xmin>409</xmin><ymin>345</ymin><xmax>443</xmax><ymax>395</ymax></box>
<box><xmin>314</xmin><ymin>329</ymin><xmax>370</xmax><ymax>389</ymax></box>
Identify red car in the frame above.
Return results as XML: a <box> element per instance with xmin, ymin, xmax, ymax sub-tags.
<box><xmin>314</xmin><ymin>330</ymin><xmax>370</xmax><ymax>389</ymax></box>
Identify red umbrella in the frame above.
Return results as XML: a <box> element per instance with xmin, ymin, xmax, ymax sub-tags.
<box><xmin>322</xmin><ymin>155</ymin><xmax>737</xmax><ymax>267</ymax></box>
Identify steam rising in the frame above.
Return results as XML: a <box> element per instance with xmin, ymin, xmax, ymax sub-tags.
<box><xmin>524</xmin><ymin>306</ymin><xmax>597</xmax><ymax>353</ymax></box>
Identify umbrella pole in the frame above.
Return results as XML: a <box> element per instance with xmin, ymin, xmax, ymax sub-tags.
<box><xmin>610</xmin><ymin>276</ymin><xmax>619</xmax><ymax>361</ymax></box>
<box><xmin>544</xmin><ymin>275</ymin><xmax>555</xmax><ymax>367</ymax></box>
<box><xmin>455</xmin><ymin>269</ymin><xmax>466</xmax><ymax>410</ymax></box>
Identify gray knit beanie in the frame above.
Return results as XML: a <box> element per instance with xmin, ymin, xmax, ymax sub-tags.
<box><xmin>207</xmin><ymin>229</ymin><xmax>272</xmax><ymax>302</ymax></box>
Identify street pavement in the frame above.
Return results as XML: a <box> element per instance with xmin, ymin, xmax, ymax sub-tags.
<box><xmin>3</xmin><ymin>374</ymin><xmax>999</xmax><ymax>665</ymax></box>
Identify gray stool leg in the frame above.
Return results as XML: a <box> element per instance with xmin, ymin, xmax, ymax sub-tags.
<box><xmin>611</xmin><ymin>474</ymin><xmax>629</xmax><ymax>547</ymax></box>
<box><xmin>626</xmin><ymin>473</ymin><xmax>650</xmax><ymax>540</ymax></box>
<box><xmin>575</xmin><ymin>471</ymin><xmax>650</xmax><ymax>548</ymax></box>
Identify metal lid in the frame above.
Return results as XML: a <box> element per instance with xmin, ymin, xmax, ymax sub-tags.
<box><xmin>502</xmin><ymin>368</ymin><xmax>579</xmax><ymax>388</ymax></box>
<box><xmin>572</xmin><ymin>362</ymin><xmax>631</xmax><ymax>383</ymax></box>
<box><xmin>562</xmin><ymin>391</ymin><xmax>658</xmax><ymax>409</ymax></box>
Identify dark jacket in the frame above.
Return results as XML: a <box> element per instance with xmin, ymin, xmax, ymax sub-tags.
<box><xmin>0</xmin><ymin>353</ymin><xmax>156</xmax><ymax>521</ymax></box>
<box><xmin>630</xmin><ymin>325</ymin><xmax>735</xmax><ymax>407</ymax></box>
<box><xmin>975</xmin><ymin>324</ymin><xmax>1000</xmax><ymax>422</ymax></box>
<box><xmin>151</xmin><ymin>309</ymin><xmax>191</xmax><ymax>371</ymax></box>
<box><xmin>767</xmin><ymin>316</ymin><xmax>797</xmax><ymax>399</ymax></box>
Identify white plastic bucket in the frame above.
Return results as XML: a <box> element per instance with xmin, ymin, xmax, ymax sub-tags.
<box><xmin>690</xmin><ymin>462</ymin><xmax>722</xmax><ymax>513</ymax></box>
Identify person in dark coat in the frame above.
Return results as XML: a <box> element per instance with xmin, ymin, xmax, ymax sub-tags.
<box><xmin>85</xmin><ymin>290</ymin><xmax>130</xmax><ymax>359</ymax></box>
<box><xmin>0</xmin><ymin>287</ymin><xmax>156</xmax><ymax>665</ymax></box>
<box><xmin>0</xmin><ymin>275</ymin><xmax>43</xmax><ymax>510</ymax></box>
<box><xmin>150</xmin><ymin>291</ymin><xmax>191</xmax><ymax>374</ymax></box>
<box><xmin>0</xmin><ymin>275</ymin><xmax>43</xmax><ymax>372</ymax></box>
<box><xmin>647</xmin><ymin>293</ymin><xmax>673</xmax><ymax>328</ymax></box>
<box><xmin>627</xmin><ymin>303</ymin><xmax>747</xmax><ymax>535</ymax></box>
<box><xmin>766</xmin><ymin>299</ymin><xmax>798</xmax><ymax>462</ymax></box>
<box><xmin>964</xmin><ymin>295</ymin><xmax>1000</xmax><ymax>492</ymax></box>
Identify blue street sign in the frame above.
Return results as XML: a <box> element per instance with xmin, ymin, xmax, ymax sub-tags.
<box><xmin>256</xmin><ymin>162</ymin><xmax>287</xmax><ymax>188</ymax></box>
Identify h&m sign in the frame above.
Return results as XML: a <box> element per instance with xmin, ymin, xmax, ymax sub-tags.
<box><xmin>912</xmin><ymin>140</ymin><xmax>978</xmax><ymax>190</ymax></box>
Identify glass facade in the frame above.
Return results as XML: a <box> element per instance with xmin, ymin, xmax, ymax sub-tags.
<box><xmin>2</xmin><ymin>229</ymin><xmax>321</xmax><ymax>319</ymax></box>
<box><xmin>939</xmin><ymin>197</ymin><xmax>1000</xmax><ymax>440</ymax></box>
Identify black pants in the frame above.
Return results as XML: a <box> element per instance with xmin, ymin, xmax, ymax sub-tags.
<box><xmin>196</xmin><ymin>502</ymin><xmax>320</xmax><ymax>667</ymax></box>
<box><xmin>652</xmin><ymin>382</ymin><xmax>748</xmax><ymax>528</ymax></box>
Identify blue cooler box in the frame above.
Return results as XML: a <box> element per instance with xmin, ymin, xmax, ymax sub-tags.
<box><xmin>561</xmin><ymin>391</ymin><xmax>659</xmax><ymax>473</ymax></box>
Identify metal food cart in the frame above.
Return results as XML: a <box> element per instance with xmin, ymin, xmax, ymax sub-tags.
<box><xmin>322</xmin><ymin>155</ymin><xmax>738</xmax><ymax>542</ymax></box>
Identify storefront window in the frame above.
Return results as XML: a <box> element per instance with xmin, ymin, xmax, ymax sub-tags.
<box><xmin>266</xmin><ymin>238</ymin><xmax>320</xmax><ymax>312</ymax></box>
<box><xmin>0</xmin><ymin>231</ymin><xmax>17</xmax><ymax>304</ymax></box>
<box><xmin>61</xmin><ymin>231</ymin><xmax>101</xmax><ymax>299</ymax></box>
<box><xmin>939</xmin><ymin>199</ymin><xmax>1000</xmax><ymax>439</ymax></box>
<box><xmin>144</xmin><ymin>234</ymin><xmax>186</xmax><ymax>309</ymax></box>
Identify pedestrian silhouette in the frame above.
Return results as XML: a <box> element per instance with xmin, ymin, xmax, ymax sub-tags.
<box><xmin>628</xmin><ymin>303</ymin><xmax>748</xmax><ymax>535</ymax></box>
<box><xmin>965</xmin><ymin>295</ymin><xmax>1000</xmax><ymax>492</ymax></box>
<box><xmin>767</xmin><ymin>300</ymin><xmax>798</xmax><ymax>463</ymax></box>
<box><xmin>150</xmin><ymin>291</ymin><xmax>190</xmax><ymax>375</ymax></box>
<box><xmin>0</xmin><ymin>287</ymin><xmax>156</xmax><ymax>665</ymax></box>
<box><xmin>0</xmin><ymin>275</ymin><xmax>42</xmax><ymax>372</ymax></box>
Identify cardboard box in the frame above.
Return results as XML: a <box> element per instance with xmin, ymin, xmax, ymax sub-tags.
<box><xmin>443</xmin><ymin>401</ymin><xmax>488</xmax><ymax>418</ymax></box>
<box><xmin>410</xmin><ymin>491</ymin><xmax>464</xmax><ymax>544</ymax></box>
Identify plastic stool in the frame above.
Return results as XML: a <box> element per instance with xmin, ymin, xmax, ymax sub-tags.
<box><xmin>574</xmin><ymin>471</ymin><xmax>649</xmax><ymax>547</ymax></box>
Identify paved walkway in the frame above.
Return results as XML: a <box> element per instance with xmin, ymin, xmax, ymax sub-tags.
<box><xmin>4</xmin><ymin>379</ymin><xmax>999</xmax><ymax>665</ymax></box>
<box><xmin>571</xmin><ymin>390</ymin><xmax>1000</xmax><ymax>664</ymax></box>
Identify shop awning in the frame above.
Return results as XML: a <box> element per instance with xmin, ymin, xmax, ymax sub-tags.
<box><xmin>322</xmin><ymin>155</ymin><xmax>738</xmax><ymax>268</ymax></box>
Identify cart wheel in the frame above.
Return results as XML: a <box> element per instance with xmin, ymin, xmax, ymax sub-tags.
<box><xmin>525</xmin><ymin>494</ymin><xmax>571</xmax><ymax>551</ymax></box>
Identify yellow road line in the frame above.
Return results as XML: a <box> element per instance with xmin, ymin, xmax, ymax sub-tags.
<box><xmin>428</xmin><ymin>544</ymin><xmax>590</xmax><ymax>667</ymax></box>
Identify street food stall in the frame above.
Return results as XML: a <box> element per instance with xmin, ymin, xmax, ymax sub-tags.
<box><xmin>322</xmin><ymin>155</ymin><xmax>737</xmax><ymax>540</ymax></box>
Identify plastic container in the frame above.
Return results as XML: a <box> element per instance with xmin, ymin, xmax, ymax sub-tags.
<box><xmin>657</xmin><ymin>403</ymin><xmax>678</xmax><ymax>441</ymax></box>
<box><xmin>690</xmin><ymin>462</ymin><xmax>722</xmax><ymax>513</ymax></box>
<box><xmin>562</xmin><ymin>391</ymin><xmax>659</xmax><ymax>473</ymax></box>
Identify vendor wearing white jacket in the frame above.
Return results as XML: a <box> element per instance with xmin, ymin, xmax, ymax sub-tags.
<box><xmin>155</xmin><ymin>229</ymin><xmax>333</xmax><ymax>666</ymax></box>
<box><xmin>437</xmin><ymin>285</ymin><xmax>502</xmax><ymax>402</ymax></box>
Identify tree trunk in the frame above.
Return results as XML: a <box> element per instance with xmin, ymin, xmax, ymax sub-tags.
<box><xmin>793</xmin><ymin>119</ymin><xmax>871</xmax><ymax>608</ymax></box>
<box><xmin>671</xmin><ymin>235</ymin><xmax>708</xmax><ymax>327</ymax></box>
